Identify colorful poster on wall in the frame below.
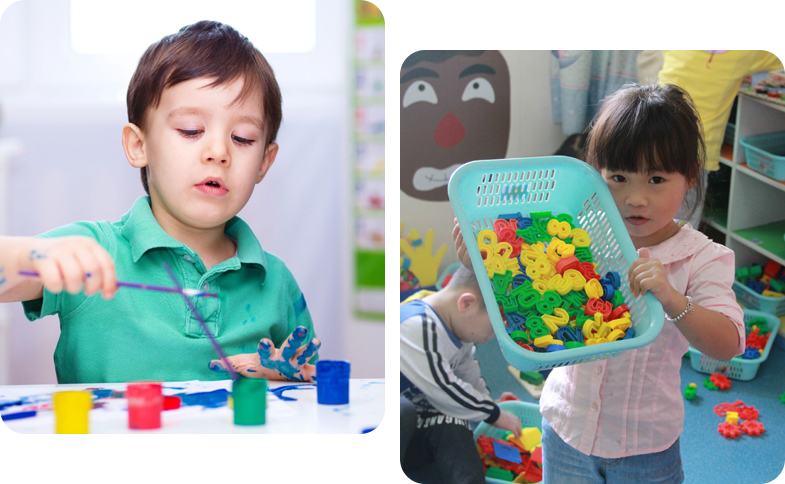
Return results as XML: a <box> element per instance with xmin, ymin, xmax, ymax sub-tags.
<box><xmin>353</xmin><ymin>1</ymin><xmax>384</xmax><ymax>320</ymax></box>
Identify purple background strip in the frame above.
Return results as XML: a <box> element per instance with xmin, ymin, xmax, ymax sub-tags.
<box><xmin>0</xmin><ymin>423</ymin><xmax>400</xmax><ymax>484</ymax></box>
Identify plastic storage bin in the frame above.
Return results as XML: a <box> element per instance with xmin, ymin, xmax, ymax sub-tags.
<box><xmin>739</xmin><ymin>131</ymin><xmax>785</xmax><ymax>181</ymax></box>
<box><xmin>448</xmin><ymin>156</ymin><xmax>664</xmax><ymax>372</ymax></box>
<box><xmin>733</xmin><ymin>280</ymin><xmax>785</xmax><ymax>316</ymax></box>
<box><xmin>473</xmin><ymin>400</ymin><xmax>542</xmax><ymax>484</ymax></box>
<box><xmin>688</xmin><ymin>309</ymin><xmax>780</xmax><ymax>380</ymax></box>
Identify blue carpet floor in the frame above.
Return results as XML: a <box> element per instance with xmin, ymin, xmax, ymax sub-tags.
<box><xmin>475</xmin><ymin>339</ymin><xmax>785</xmax><ymax>484</ymax></box>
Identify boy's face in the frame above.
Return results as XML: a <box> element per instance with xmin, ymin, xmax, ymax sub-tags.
<box><xmin>456</xmin><ymin>294</ymin><xmax>495</xmax><ymax>344</ymax></box>
<box><xmin>133</xmin><ymin>76</ymin><xmax>277</xmax><ymax>229</ymax></box>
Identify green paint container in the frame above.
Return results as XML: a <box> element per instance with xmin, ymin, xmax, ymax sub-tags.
<box><xmin>232</xmin><ymin>377</ymin><xmax>267</xmax><ymax>426</ymax></box>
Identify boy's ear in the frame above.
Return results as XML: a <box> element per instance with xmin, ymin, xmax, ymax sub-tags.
<box><xmin>255</xmin><ymin>142</ymin><xmax>279</xmax><ymax>184</ymax></box>
<box><xmin>457</xmin><ymin>292</ymin><xmax>478</xmax><ymax>313</ymax></box>
<box><xmin>122</xmin><ymin>123</ymin><xmax>148</xmax><ymax>169</ymax></box>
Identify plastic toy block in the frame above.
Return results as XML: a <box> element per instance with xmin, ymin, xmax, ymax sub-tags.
<box><xmin>684</xmin><ymin>383</ymin><xmax>697</xmax><ymax>400</ymax></box>
<box><xmin>725</xmin><ymin>411</ymin><xmax>739</xmax><ymax>425</ymax></box>
<box><xmin>565</xmin><ymin>341</ymin><xmax>586</xmax><ymax>349</ymax></box>
<box><xmin>520</xmin><ymin>427</ymin><xmax>542</xmax><ymax>451</ymax></box>
<box><xmin>762</xmin><ymin>290</ymin><xmax>785</xmax><ymax>298</ymax></box>
<box><xmin>764</xmin><ymin>260</ymin><xmax>782</xmax><ymax>278</ymax></box>
<box><xmin>519</xmin><ymin>371</ymin><xmax>544</xmax><ymax>386</ymax></box>
<box><xmin>703</xmin><ymin>378</ymin><xmax>718</xmax><ymax>391</ymax></box>
<box><xmin>714</xmin><ymin>400</ymin><xmax>745</xmax><ymax>417</ymax></box>
<box><xmin>749</xmin><ymin>265</ymin><xmax>763</xmax><ymax>278</ymax></box>
<box><xmin>546</xmin><ymin>344</ymin><xmax>567</xmax><ymax>352</ymax></box>
<box><xmin>530</xmin><ymin>445</ymin><xmax>542</xmax><ymax>465</ymax></box>
<box><xmin>478</xmin><ymin>435</ymin><xmax>496</xmax><ymax>456</ymax></box>
<box><xmin>735</xmin><ymin>267</ymin><xmax>750</xmax><ymax>280</ymax></box>
<box><xmin>740</xmin><ymin>419</ymin><xmax>765</xmax><ymax>436</ymax></box>
<box><xmin>770</xmin><ymin>278</ymin><xmax>785</xmax><ymax>292</ymax></box>
<box><xmin>486</xmin><ymin>467</ymin><xmax>514</xmax><ymax>481</ymax></box>
<box><xmin>710</xmin><ymin>373</ymin><xmax>731</xmax><ymax>390</ymax></box>
<box><xmin>718</xmin><ymin>422</ymin><xmax>743</xmax><ymax>438</ymax></box>
<box><xmin>738</xmin><ymin>405</ymin><xmax>759</xmax><ymax>421</ymax></box>
<box><xmin>760</xmin><ymin>274</ymin><xmax>772</xmax><ymax>284</ymax></box>
<box><xmin>523</xmin><ymin>459</ymin><xmax>543</xmax><ymax>483</ymax></box>
<box><xmin>742</xmin><ymin>346</ymin><xmax>761</xmax><ymax>359</ymax></box>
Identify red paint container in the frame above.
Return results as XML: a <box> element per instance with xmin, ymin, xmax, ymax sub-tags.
<box><xmin>127</xmin><ymin>382</ymin><xmax>163</xmax><ymax>430</ymax></box>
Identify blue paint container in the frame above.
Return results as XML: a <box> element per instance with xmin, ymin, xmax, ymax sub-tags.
<box><xmin>316</xmin><ymin>360</ymin><xmax>350</xmax><ymax>405</ymax></box>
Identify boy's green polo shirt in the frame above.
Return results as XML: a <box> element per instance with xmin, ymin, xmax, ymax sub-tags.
<box><xmin>22</xmin><ymin>196</ymin><xmax>317</xmax><ymax>384</ymax></box>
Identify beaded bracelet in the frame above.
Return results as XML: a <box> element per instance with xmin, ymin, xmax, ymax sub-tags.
<box><xmin>666</xmin><ymin>295</ymin><xmax>694</xmax><ymax>323</ymax></box>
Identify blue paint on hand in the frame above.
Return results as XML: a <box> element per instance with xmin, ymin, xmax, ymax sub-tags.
<box><xmin>281</xmin><ymin>327</ymin><xmax>307</xmax><ymax>361</ymax></box>
<box><xmin>296</xmin><ymin>339</ymin><xmax>321</xmax><ymax>366</ymax></box>
<box><xmin>209</xmin><ymin>361</ymin><xmax>228</xmax><ymax>373</ymax></box>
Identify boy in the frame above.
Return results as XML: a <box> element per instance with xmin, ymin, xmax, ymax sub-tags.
<box><xmin>400</xmin><ymin>266</ymin><xmax>522</xmax><ymax>484</ymax></box>
<box><xmin>0</xmin><ymin>21</ymin><xmax>319</xmax><ymax>384</ymax></box>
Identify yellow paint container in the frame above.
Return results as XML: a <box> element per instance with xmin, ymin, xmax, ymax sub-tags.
<box><xmin>53</xmin><ymin>391</ymin><xmax>92</xmax><ymax>434</ymax></box>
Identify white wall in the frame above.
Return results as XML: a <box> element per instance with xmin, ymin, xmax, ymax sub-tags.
<box><xmin>0</xmin><ymin>0</ymin><xmax>385</xmax><ymax>384</ymax></box>
<box><xmin>400</xmin><ymin>50</ymin><xmax>569</xmax><ymax>277</ymax></box>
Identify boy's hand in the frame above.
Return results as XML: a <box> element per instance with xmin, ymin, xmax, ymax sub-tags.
<box><xmin>628</xmin><ymin>248</ymin><xmax>679</xmax><ymax>309</ymax></box>
<box><xmin>26</xmin><ymin>236</ymin><xmax>117</xmax><ymax>299</ymax></box>
<box><xmin>491</xmin><ymin>410</ymin><xmax>522</xmax><ymax>439</ymax></box>
<box><xmin>209</xmin><ymin>326</ymin><xmax>320</xmax><ymax>381</ymax></box>
<box><xmin>452</xmin><ymin>218</ymin><xmax>472</xmax><ymax>270</ymax></box>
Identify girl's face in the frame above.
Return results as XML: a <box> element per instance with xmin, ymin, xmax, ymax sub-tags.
<box><xmin>601</xmin><ymin>169</ymin><xmax>693</xmax><ymax>249</ymax></box>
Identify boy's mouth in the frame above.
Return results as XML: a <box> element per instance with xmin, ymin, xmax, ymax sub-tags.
<box><xmin>196</xmin><ymin>177</ymin><xmax>228</xmax><ymax>197</ymax></box>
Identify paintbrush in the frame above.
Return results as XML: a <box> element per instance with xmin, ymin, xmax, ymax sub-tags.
<box><xmin>162</xmin><ymin>263</ymin><xmax>239</xmax><ymax>381</ymax></box>
<box><xmin>18</xmin><ymin>270</ymin><xmax>219</xmax><ymax>298</ymax></box>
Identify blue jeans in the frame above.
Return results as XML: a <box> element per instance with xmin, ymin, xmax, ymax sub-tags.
<box><xmin>541</xmin><ymin>417</ymin><xmax>684</xmax><ymax>484</ymax></box>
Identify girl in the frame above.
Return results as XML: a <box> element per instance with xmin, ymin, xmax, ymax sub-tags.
<box><xmin>453</xmin><ymin>83</ymin><xmax>745</xmax><ymax>483</ymax></box>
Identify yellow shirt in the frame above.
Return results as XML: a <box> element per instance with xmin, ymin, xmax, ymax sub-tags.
<box><xmin>658</xmin><ymin>50</ymin><xmax>782</xmax><ymax>171</ymax></box>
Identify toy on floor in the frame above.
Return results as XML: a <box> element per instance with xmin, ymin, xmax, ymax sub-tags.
<box><xmin>684</xmin><ymin>383</ymin><xmax>697</xmax><ymax>400</ymax></box>
<box><xmin>477</xmin><ymin>426</ymin><xmax>543</xmax><ymax>483</ymax></box>
<box><xmin>709</xmin><ymin>373</ymin><xmax>731</xmax><ymax>390</ymax></box>
<box><xmin>714</xmin><ymin>399</ymin><xmax>765</xmax><ymax>439</ymax></box>
<box><xmin>481</xmin><ymin>211</ymin><xmax>634</xmax><ymax>356</ymax></box>
<box><xmin>507</xmin><ymin>366</ymin><xmax>544</xmax><ymax>399</ymax></box>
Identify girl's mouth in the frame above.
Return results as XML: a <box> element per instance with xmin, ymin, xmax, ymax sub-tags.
<box><xmin>627</xmin><ymin>216</ymin><xmax>648</xmax><ymax>226</ymax></box>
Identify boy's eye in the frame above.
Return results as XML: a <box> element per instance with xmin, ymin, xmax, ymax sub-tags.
<box><xmin>232</xmin><ymin>135</ymin><xmax>255</xmax><ymax>146</ymax></box>
<box><xmin>649</xmin><ymin>176</ymin><xmax>665</xmax><ymax>184</ymax></box>
<box><xmin>611</xmin><ymin>174</ymin><xmax>626</xmax><ymax>182</ymax></box>
<box><xmin>178</xmin><ymin>129</ymin><xmax>202</xmax><ymax>138</ymax></box>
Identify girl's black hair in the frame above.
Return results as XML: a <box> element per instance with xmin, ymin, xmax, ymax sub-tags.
<box><xmin>586</xmin><ymin>83</ymin><xmax>706</xmax><ymax>219</ymax></box>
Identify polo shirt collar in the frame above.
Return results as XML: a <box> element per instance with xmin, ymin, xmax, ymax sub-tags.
<box><xmin>120</xmin><ymin>196</ymin><xmax>267</xmax><ymax>274</ymax></box>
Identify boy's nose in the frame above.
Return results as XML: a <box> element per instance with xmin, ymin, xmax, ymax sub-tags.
<box><xmin>203</xmin><ymin>137</ymin><xmax>230</xmax><ymax>164</ymax></box>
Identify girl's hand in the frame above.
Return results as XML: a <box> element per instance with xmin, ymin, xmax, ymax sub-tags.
<box><xmin>26</xmin><ymin>236</ymin><xmax>118</xmax><ymax>299</ymax></box>
<box><xmin>628</xmin><ymin>248</ymin><xmax>679</xmax><ymax>308</ymax></box>
<box><xmin>209</xmin><ymin>326</ymin><xmax>321</xmax><ymax>382</ymax></box>
<box><xmin>452</xmin><ymin>218</ymin><xmax>472</xmax><ymax>269</ymax></box>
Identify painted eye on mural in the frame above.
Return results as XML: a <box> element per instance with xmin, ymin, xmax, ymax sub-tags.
<box><xmin>461</xmin><ymin>77</ymin><xmax>495</xmax><ymax>103</ymax></box>
<box><xmin>402</xmin><ymin>81</ymin><xmax>438</xmax><ymax>108</ymax></box>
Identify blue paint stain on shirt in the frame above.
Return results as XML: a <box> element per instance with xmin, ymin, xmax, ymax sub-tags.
<box><xmin>293</xmin><ymin>294</ymin><xmax>307</xmax><ymax>317</ymax></box>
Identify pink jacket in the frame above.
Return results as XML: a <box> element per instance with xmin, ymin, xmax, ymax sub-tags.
<box><xmin>540</xmin><ymin>225</ymin><xmax>745</xmax><ymax>458</ymax></box>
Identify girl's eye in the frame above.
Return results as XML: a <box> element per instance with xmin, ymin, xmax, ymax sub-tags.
<box><xmin>232</xmin><ymin>135</ymin><xmax>255</xmax><ymax>146</ymax></box>
<box><xmin>649</xmin><ymin>176</ymin><xmax>665</xmax><ymax>184</ymax></box>
<box><xmin>178</xmin><ymin>129</ymin><xmax>202</xmax><ymax>138</ymax></box>
<box><xmin>611</xmin><ymin>175</ymin><xmax>626</xmax><ymax>182</ymax></box>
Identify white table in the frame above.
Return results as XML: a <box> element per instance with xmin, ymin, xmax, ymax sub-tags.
<box><xmin>0</xmin><ymin>378</ymin><xmax>384</xmax><ymax>434</ymax></box>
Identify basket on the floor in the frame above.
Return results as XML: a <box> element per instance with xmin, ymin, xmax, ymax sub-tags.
<box><xmin>473</xmin><ymin>400</ymin><xmax>542</xmax><ymax>484</ymax></box>
<box><xmin>688</xmin><ymin>309</ymin><xmax>780</xmax><ymax>380</ymax></box>
<box><xmin>733</xmin><ymin>280</ymin><xmax>785</xmax><ymax>316</ymax></box>
<box><xmin>448</xmin><ymin>156</ymin><xmax>664</xmax><ymax>372</ymax></box>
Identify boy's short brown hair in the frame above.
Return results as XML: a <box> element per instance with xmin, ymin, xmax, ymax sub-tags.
<box><xmin>447</xmin><ymin>266</ymin><xmax>486</xmax><ymax>309</ymax></box>
<box><xmin>126</xmin><ymin>20</ymin><xmax>282</xmax><ymax>194</ymax></box>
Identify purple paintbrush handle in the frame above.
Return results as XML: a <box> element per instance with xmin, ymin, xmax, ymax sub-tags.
<box><xmin>17</xmin><ymin>270</ymin><xmax>218</xmax><ymax>298</ymax></box>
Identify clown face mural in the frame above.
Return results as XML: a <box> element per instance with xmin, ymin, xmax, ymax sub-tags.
<box><xmin>400</xmin><ymin>51</ymin><xmax>511</xmax><ymax>201</ymax></box>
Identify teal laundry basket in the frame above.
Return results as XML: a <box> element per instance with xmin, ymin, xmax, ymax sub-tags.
<box><xmin>473</xmin><ymin>400</ymin><xmax>542</xmax><ymax>484</ymax></box>
<box><xmin>448</xmin><ymin>156</ymin><xmax>664</xmax><ymax>372</ymax></box>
